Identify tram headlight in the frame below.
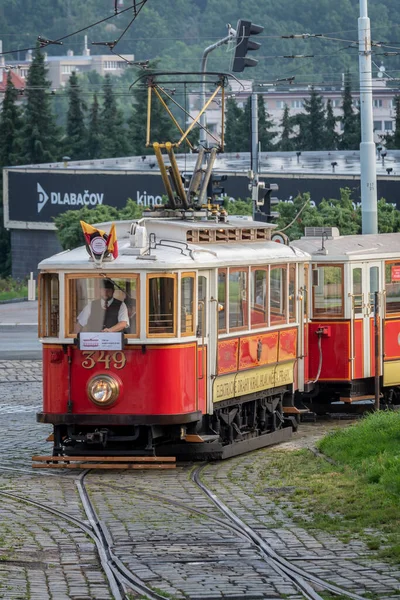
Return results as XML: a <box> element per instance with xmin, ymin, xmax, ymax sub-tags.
<box><xmin>87</xmin><ymin>375</ymin><xmax>119</xmax><ymax>408</ymax></box>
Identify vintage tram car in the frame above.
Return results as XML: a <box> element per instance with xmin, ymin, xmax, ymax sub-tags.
<box><xmin>293</xmin><ymin>227</ymin><xmax>400</xmax><ymax>413</ymax></box>
<box><xmin>37</xmin><ymin>215</ymin><xmax>310</xmax><ymax>459</ymax></box>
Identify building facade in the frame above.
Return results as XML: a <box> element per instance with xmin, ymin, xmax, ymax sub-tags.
<box><xmin>193</xmin><ymin>74</ymin><xmax>398</xmax><ymax>146</ymax></box>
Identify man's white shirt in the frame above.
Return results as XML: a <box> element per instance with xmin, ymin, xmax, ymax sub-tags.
<box><xmin>77</xmin><ymin>299</ymin><xmax>129</xmax><ymax>327</ymax></box>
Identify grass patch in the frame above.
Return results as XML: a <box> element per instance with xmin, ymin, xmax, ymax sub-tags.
<box><xmin>256</xmin><ymin>412</ymin><xmax>400</xmax><ymax>562</ymax></box>
<box><xmin>0</xmin><ymin>278</ymin><xmax>29</xmax><ymax>301</ymax></box>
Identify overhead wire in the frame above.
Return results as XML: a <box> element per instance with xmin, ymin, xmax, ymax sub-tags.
<box><xmin>0</xmin><ymin>2</ymin><xmax>143</xmax><ymax>57</ymax></box>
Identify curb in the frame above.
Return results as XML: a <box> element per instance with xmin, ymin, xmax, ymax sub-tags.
<box><xmin>0</xmin><ymin>298</ymin><xmax>29</xmax><ymax>305</ymax></box>
<box><xmin>0</xmin><ymin>323</ymin><xmax>37</xmax><ymax>326</ymax></box>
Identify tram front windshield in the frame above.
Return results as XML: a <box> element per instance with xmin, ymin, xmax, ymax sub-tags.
<box><xmin>67</xmin><ymin>276</ymin><xmax>138</xmax><ymax>335</ymax></box>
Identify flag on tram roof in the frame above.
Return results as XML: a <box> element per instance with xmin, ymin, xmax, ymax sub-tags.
<box><xmin>80</xmin><ymin>221</ymin><xmax>106</xmax><ymax>246</ymax></box>
<box><xmin>106</xmin><ymin>223</ymin><xmax>119</xmax><ymax>259</ymax></box>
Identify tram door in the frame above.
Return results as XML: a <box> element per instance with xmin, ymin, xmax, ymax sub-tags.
<box><xmin>197</xmin><ymin>271</ymin><xmax>217</xmax><ymax>414</ymax></box>
<box><xmin>351</xmin><ymin>262</ymin><xmax>382</xmax><ymax>379</ymax></box>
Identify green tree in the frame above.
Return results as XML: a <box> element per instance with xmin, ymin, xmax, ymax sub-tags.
<box><xmin>277</xmin><ymin>104</ymin><xmax>295</xmax><ymax>151</ymax></box>
<box><xmin>0</xmin><ymin>71</ymin><xmax>24</xmax><ymax>277</ymax></box>
<box><xmin>377</xmin><ymin>198</ymin><xmax>400</xmax><ymax>232</ymax></box>
<box><xmin>339</xmin><ymin>71</ymin><xmax>361</xmax><ymax>150</ymax></box>
<box><xmin>325</xmin><ymin>99</ymin><xmax>339</xmax><ymax>150</ymax></box>
<box><xmin>87</xmin><ymin>93</ymin><xmax>102</xmax><ymax>160</ymax></box>
<box><xmin>54</xmin><ymin>198</ymin><xmax>144</xmax><ymax>250</ymax></box>
<box><xmin>382</xmin><ymin>96</ymin><xmax>400</xmax><ymax>149</ymax></box>
<box><xmin>99</xmin><ymin>74</ymin><xmax>130</xmax><ymax>158</ymax></box>
<box><xmin>64</xmin><ymin>71</ymin><xmax>87</xmax><ymax>160</ymax></box>
<box><xmin>0</xmin><ymin>71</ymin><xmax>23</xmax><ymax>167</ymax></box>
<box><xmin>257</xmin><ymin>95</ymin><xmax>276</xmax><ymax>151</ymax></box>
<box><xmin>274</xmin><ymin>193</ymin><xmax>322</xmax><ymax>240</ymax></box>
<box><xmin>20</xmin><ymin>46</ymin><xmax>60</xmax><ymax>164</ymax></box>
<box><xmin>128</xmin><ymin>68</ymin><xmax>178</xmax><ymax>155</ymax></box>
<box><xmin>293</xmin><ymin>87</ymin><xmax>327</xmax><ymax>150</ymax></box>
<box><xmin>224</xmin><ymin>98</ymin><xmax>245</xmax><ymax>153</ymax></box>
<box><xmin>318</xmin><ymin>188</ymin><xmax>361</xmax><ymax>235</ymax></box>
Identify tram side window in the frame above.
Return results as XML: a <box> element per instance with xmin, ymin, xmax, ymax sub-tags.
<box><xmin>181</xmin><ymin>274</ymin><xmax>195</xmax><ymax>336</ymax></box>
<box><xmin>385</xmin><ymin>262</ymin><xmax>400</xmax><ymax>315</ymax></box>
<box><xmin>148</xmin><ymin>275</ymin><xmax>176</xmax><ymax>336</ymax></box>
<box><xmin>270</xmin><ymin>266</ymin><xmax>287</xmax><ymax>324</ymax></box>
<box><xmin>218</xmin><ymin>269</ymin><xmax>227</xmax><ymax>332</ymax></box>
<box><xmin>313</xmin><ymin>265</ymin><xmax>343</xmax><ymax>317</ymax></box>
<box><xmin>229</xmin><ymin>269</ymin><xmax>248</xmax><ymax>329</ymax></box>
<box><xmin>289</xmin><ymin>264</ymin><xmax>296</xmax><ymax>322</ymax></box>
<box><xmin>39</xmin><ymin>274</ymin><xmax>59</xmax><ymax>337</ymax></box>
<box><xmin>352</xmin><ymin>267</ymin><xmax>363</xmax><ymax>314</ymax></box>
<box><xmin>67</xmin><ymin>276</ymin><xmax>139</xmax><ymax>336</ymax></box>
<box><xmin>251</xmin><ymin>269</ymin><xmax>268</xmax><ymax>327</ymax></box>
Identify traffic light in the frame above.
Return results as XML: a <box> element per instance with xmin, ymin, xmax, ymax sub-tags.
<box><xmin>207</xmin><ymin>175</ymin><xmax>227</xmax><ymax>202</ymax></box>
<box><xmin>231</xmin><ymin>19</ymin><xmax>264</xmax><ymax>73</ymax></box>
<box><xmin>257</xmin><ymin>182</ymin><xmax>279</xmax><ymax>222</ymax></box>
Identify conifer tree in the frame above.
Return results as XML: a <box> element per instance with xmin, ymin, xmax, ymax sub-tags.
<box><xmin>382</xmin><ymin>96</ymin><xmax>400</xmax><ymax>149</ymax></box>
<box><xmin>100</xmin><ymin>74</ymin><xmax>130</xmax><ymax>158</ymax></box>
<box><xmin>87</xmin><ymin>93</ymin><xmax>102</xmax><ymax>160</ymax></box>
<box><xmin>242</xmin><ymin>97</ymin><xmax>252</xmax><ymax>152</ymax></box>
<box><xmin>339</xmin><ymin>71</ymin><xmax>361</xmax><ymax>150</ymax></box>
<box><xmin>278</xmin><ymin>104</ymin><xmax>295</xmax><ymax>151</ymax></box>
<box><xmin>0</xmin><ymin>71</ymin><xmax>23</xmax><ymax>167</ymax></box>
<box><xmin>293</xmin><ymin>87</ymin><xmax>326</xmax><ymax>150</ymax></box>
<box><xmin>0</xmin><ymin>71</ymin><xmax>24</xmax><ymax>277</ymax></box>
<box><xmin>224</xmin><ymin>98</ymin><xmax>245</xmax><ymax>153</ymax></box>
<box><xmin>257</xmin><ymin>95</ymin><xmax>276</xmax><ymax>151</ymax></box>
<box><xmin>20</xmin><ymin>46</ymin><xmax>60</xmax><ymax>164</ymax></box>
<box><xmin>65</xmin><ymin>71</ymin><xmax>87</xmax><ymax>160</ymax></box>
<box><xmin>128</xmin><ymin>71</ymin><xmax>178</xmax><ymax>155</ymax></box>
<box><xmin>325</xmin><ymin>99</ymin><xmax>339</xmax><ymax>150</ymax></box>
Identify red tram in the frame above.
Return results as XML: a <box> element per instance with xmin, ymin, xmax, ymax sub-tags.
<box><xmin>293</xmin><ymin>226</ymin><xmax>400</xmax><ymax>413</ymax></box>
<box><xmin>37</xmin><ymin>214</ymin><xmax>309</xmax><ymax>459</ymax></box>
<box><xmin>37</xmin><ymin>216</ymin><xmax>400</xmax><ymax>458</ymax></box>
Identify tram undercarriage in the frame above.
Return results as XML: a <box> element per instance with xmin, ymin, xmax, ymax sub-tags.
<box><xmin>41</xmin><ymin>386</ymin><xmax>296</xmax><ymax>461</ymax></box>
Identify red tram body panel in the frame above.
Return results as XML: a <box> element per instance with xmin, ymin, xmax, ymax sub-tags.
<box><xmin>43</xmin><ymin>343</ymin><xmax>200</xmax><ymax>416</ymax></box>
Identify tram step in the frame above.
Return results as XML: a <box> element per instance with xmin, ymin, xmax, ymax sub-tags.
<box><xmin>339</xmin><ymin>395</ymin><xmax>378</xmax><ymax>403</ymax></box>
<box><xmin>183</xmin><ymin>434</ymin><xmax>220</xmax><ymax>443</ymax></box>
<box><xmin>31</xmin><ymin>455</ymin><xmax>176</xmax><ymax>469</ymax></box>
<box><xmin>283</xmin><ymin>407</ymin><xmax>310</xmax><ymax>414</ymax></box>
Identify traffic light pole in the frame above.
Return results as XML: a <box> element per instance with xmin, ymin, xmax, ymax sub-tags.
<box><xmin>359</xmin><ymin>0</ymin><xmax>377</xmax><ymax>234</ymax></box>
<box><xmin>200</xmin><ymin>30</ymin><xmax>234</xmax><ymax>148</ymax></box>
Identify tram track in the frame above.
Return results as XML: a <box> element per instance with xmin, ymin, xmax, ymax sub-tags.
<box><xmin>191</xmin><ymin>463</ymin><xmax>368</xmax><ymax>600</ymax></box>
<box><xmin>82</xmin><ymin>468</ymin><xmax>369</xmax><ymax>600</ymax></box>
<box><xmin>0</xmin><ymin>477</ymin><xmax>172</xmax><ymax>600</ymax></box>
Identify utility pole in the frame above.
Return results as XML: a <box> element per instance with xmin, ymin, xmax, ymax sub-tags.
<box><xmin>251</xmin><ymin>93</ymin><xmax>259</xmax><ymax>218</ymax></box>
<box><xmin>359</xmin><ymin>0</ymin><xmax>377</xmax><ymax>234</ymax></box>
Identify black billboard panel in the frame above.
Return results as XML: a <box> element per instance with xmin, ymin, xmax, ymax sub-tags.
<box><xmin>6</xmin><ymin>171</ymin><xmax>167</xmax><ymax>224</ymax></box>
<box><xmin>5</xmin><ymin>169</ymin><xmax>400</xmax><ymax>228</ymax></box>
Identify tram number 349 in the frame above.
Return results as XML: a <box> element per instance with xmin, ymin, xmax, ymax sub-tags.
<box><xmin>81</xmin><ymin>351</ymin><xmax>127</xmax><ymax>370</ymax></box>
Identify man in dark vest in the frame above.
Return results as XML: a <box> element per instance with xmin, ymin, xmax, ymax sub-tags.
<box><xmin>76</xmin><ymin>280</ymin><xmax>129</xmax><ymax>333</ymax></box>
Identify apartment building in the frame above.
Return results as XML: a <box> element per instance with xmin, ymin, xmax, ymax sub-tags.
<box><xmin>192</xmin><ymin>73</ymin><xmax>398</xmax><ymax>146</ymax></box>
<box><xmin>5</xmin><ymin>37</ymin><xmax>134</xmax><ymax>89</ymax></box>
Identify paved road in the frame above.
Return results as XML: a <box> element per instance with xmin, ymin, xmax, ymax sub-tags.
<box><xmin>0</xmin><ymin>301</ymin><xmax>41</xmax><ymax>359</ymax></box>
<box><xmin>1</xmin><ymin>361</ymin><xmax>400</xmax><ymax>599</ymax></box>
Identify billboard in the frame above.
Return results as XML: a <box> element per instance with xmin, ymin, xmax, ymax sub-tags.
<box><xmin>4</xmin><ymin>168</ymin><xmax>400</xmax><ymax>229</ymax></box>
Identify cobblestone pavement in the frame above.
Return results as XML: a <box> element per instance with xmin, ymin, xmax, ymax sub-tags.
<box><xmin>1</xmin><ymin>360</ymin><xmax>400</xmax><ymax>599</ymax></box>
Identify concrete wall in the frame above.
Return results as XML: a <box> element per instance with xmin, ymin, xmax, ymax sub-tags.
<box><xmin>11</xmin><ymin>230</ymin><xmax>62</xmax><ymax>279</ymax></box>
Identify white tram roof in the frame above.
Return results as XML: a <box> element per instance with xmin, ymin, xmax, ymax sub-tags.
<box><xmin>292</xmin><ymin>228</ymin><xmax>400</xmax><ymax>262</ymax></box>
<box><xmin>39</xmin><ymin>217</ymin><xmax>309</xmax><ymax>271</ymax></box>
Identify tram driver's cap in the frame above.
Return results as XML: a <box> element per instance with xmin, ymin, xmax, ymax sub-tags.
<box><xmin>102</xmin><ymin>279</ymin><xmax>115</xmax><ymax>291</ymax></box>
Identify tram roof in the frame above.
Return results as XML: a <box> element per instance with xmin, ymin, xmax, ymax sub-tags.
<box><xmin>39</xmin><ymin>217</ymin><xmax>309</xmax><ymax>271</ymax></box>
<box><xmin>292</xmin><ymin>231</ymin><xmax>400</xmax><ymax>261</ymax></box>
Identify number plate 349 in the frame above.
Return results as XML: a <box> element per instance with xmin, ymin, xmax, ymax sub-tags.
<box><xmin>81</xmin><ymin>351</ymin><xmax>126</xmax><ymax>370</ymax></box>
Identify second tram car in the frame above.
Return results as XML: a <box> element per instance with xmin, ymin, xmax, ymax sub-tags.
<box><xmin>37</xmin><ymin>215</ymin><xmax>310</xmax><ymax>459</ymax></box>
<box><xmin>292</xmin><ymin>227</ymin><xmax>400</xmax><ymax>413</ymax></box>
